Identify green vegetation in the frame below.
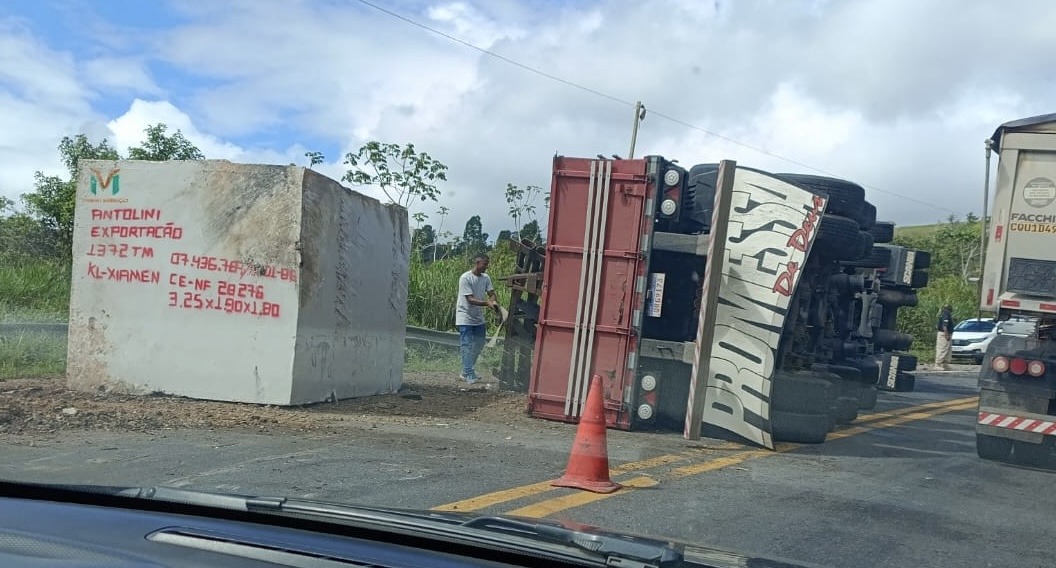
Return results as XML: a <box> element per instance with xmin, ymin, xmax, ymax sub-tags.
<box><xmin>1</xmin><ymin>123</ymin><xmax>983</xmax><ymax>378</ymax></box>
<box><xmin>0</xmin><ymin>130</ymin><xmax>544</xmax><ymax>379</ymax></box>
<box><xmin>892</xmin><ymin>214</ymin><xmax>986</xmax><ymax>359</ymax></box>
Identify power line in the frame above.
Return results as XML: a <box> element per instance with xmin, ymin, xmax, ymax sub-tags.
<box><xmin>352</xmin><ymin>0</ymin><xmax>957</xmax><ymax>215</ymax></box>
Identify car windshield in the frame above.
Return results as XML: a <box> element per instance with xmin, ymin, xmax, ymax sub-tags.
<box><xmin>2</xmin><ymin>3</ymin><xmax>1056</xmax><ymax>568</ymax></box>
<box><xmin>955</xmin><ymin>321</ymin><xmax>995</xmax><ymax>333</ymax></box>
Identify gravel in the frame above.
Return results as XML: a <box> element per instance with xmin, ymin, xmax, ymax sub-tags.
<box><xmin>0</xmin><ymin>372</ymin><xmax>534</xmax><ymax>438</ymax></box>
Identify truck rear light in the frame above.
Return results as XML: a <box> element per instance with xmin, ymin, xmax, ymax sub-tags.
<box><xmin>640</xmin><ymin>374</ymin><xmax>657</xmax><ymax>392</ymax></box>
<box><xmin>991</xmin><ymin>356</ymin><xmax>1009</xmax><ymax>373</ymax></box>
<box><xmin>1009</xmin><ymin>358</ymin><xmax>1028</xmax><ymax>375</ymax></box>
<box><xmin>660</xmin><ymin>198</ymin><xmax>678</xmax><ymax>216</ymax></box>
<box><xmin>636</xmin><ymin>403</ymin><xmax>655</xmax><ymax>420</ymax></box>
<box><xmin>1028</xmin><ymin>360</ymin><xmax>1046</xmax><ymax>377</ymax></box>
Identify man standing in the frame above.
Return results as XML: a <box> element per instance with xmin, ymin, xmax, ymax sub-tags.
<box><xmin>936</xmin><ymin>304</ymin><xmax>955</xmax><ymax>371</ymax></box>
<box><xmin>456</xmin><ymin>253</ymin><xmax>498</xmax><ymax>385</ymax></box>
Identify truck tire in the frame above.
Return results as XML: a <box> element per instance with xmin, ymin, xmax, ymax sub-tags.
<box><xmin>1013</xmin><ymin>440</ymin><xmax>1051</xmax><ymax>467</ymax></box>
<box><xmin>857</xmin><ymin>231</ymin><xmax>874</xmax><ymax>260</ymax></box>
<box><xmin>858</xmin><ymin>384</ymin><xmax>878</xmax><ymax>410</ymax></box>
<box><xmin>913</xmin><ymin>250</ymin><xmax>932</xmax><ymax>269</ymax></box>
<box><xmin>774</xmin><ymin>173</ymin><xmax>865</xmax><ymax>219</ymax></box>
<box><xmin>814</xmin><ymin>215</ymin><xmax>863</xmax><ymax>260</ymax></box>
<box><xmin>874</xmin><ymin>329</ymin><xmax>913</xmax><ymax>351</ymax></box>
<box><xmin>771</xmin><ymin>410</ymin><xmax>830</xmax><ymax>444</ymax></box>
<box><xmin>877</xmin><ymin>288</ymin><xmax>918</xmax><ymax>308</ymax></box>
<box><xmin>890</xmin><ymin>371</ymin><xmax>915</xmax><ymax>392</ymax></box>
<box><xmin>894</xmin><ymin>353</ymin><xmax>918</xmax><ymax>372</ymax></box>
<box><xmin>871</xmin><ymin>221</ymin><xmax>895</xmax><ymax>244</ymax></box>
<box><xmin>910</xmin><ymin>269</ymin><xmax>929</xmax><ymax>289</ymax></box>
<box><xmin>770</xmin><ymin>371</ymin><xmax>835</xmax><ymax>415</ymax></box>
<box><xmin>859</xmin><ymin>201</ymin><xmax>876</xmax><ymax>231</ymax></box>
<box><xmin>976</xmin><ymin>433</ymin><xmax>1013</xmax><ymax>461</ymax></box>
<box><xmin>844</xmin><ymin>245</ymin><xmax>891</xmax><ymax>269</ymax></box>
<box><xmin>813</xmin><ymin>363</ymin><xmax>872</xmax><ymax>384</ymax></box>
<box><xmin>850</xmin><ymin>356</ymin><xmax>880</xmax><ymax>386</ymax></box>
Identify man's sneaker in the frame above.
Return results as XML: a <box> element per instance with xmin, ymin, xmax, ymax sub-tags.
<box><xmin>459</xmin><ymin>373</ymin><xmax>477</xmax><ymax>385</ymax></box>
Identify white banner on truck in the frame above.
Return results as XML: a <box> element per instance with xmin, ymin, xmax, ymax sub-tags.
<box><xmin>698</xmin><ymin>168</ymin><xmax>826</xmax><ymax>449</ymax></box>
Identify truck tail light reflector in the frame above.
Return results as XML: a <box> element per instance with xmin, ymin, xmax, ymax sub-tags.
<box><xmin>1028</xmin><ymin>360</ymin><xmax>1046</xmax><ymax>377</ymax></box>
<box><xmin>991</xmin><ymin>356</ymin><xmax>1009</xmax><ymax>373</ymax></box>
<box><xmin>1009</xmin><ymin>358</ymin><xmax>1028</xmax><ymax>375</ymax></box>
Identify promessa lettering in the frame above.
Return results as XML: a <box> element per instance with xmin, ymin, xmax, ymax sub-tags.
<box><xmin>1010</xmin><ymin>212</ymin><xmax>1056</xmax><ymax>223</ymax></box>
<box><xmin>715</xmin><ymin>285</ymin><xmax>786</xmax><ymax>343</ymax></box>
<box><xmin>704</xmin><ymin>324</ymin><xmax>776</xmax><ymax>445</ymax></box>
<box><xmin>90</xmin><ymin>208</ymin><xmax>162</xmax><ymax>221</ymax></box>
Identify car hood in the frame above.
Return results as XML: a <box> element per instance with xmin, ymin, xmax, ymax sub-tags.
<box><xmin>952</xmin><ymin>332</ymin><xmax>992</xmax><ymax>341</ymax></box>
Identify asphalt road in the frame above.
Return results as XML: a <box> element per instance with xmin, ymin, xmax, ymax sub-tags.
<box><xmin>1</xmin><ymin>372</ymin><xmax>1052</xmax><ymax>568</ymax></box>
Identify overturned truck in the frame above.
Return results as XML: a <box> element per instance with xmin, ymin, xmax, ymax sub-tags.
<box><xmin>497</xmin><ymin>156</ymin><xmax>931</xmax><ymax>447</ymax></box>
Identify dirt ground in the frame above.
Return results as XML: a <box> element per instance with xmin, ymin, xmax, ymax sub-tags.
<box><xmin>0</xmin><ymin>372</ymin><xmax>536</xmax><ymax>439</ymax></box>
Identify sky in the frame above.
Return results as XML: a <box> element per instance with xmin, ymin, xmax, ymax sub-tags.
<box><xmin>1</xmin><ymin>0</ymin><xmax>1054</xmax><ymax>237</ymax></box>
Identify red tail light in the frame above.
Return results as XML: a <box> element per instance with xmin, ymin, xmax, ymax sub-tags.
<box><xmin>1028</xmin><ymin>360</ymin><xmax>1046</xmax><ymax>377</ymax></box>
<box><xmin>991</xmin><ymin>356</ymin><xmax>1009</xmax><ymax>373</ymax></box>
<box><xmin>1010</xmin><ymin>358</ymin><xmax>1028</xmax><ymax>375</ymax></box>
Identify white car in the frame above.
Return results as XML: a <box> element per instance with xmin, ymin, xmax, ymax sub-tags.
<box><xmin>951</xmin><ymin>318</ymin><xmax>998</xmax><ymax>365</ymax></box>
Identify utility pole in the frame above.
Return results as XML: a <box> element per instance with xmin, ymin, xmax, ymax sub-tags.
<box><xmin>628</xmin><ymin>101</ymin><xmax>646</xmax><ymax>159</ymax></box>
<box><xmin>979</xmin><ymin>138</ymin><xmax>994</xmax><ymax>321</ymax></box>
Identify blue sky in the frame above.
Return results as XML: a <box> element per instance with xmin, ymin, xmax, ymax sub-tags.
<box><xmin>1</xmin><ymin>0</ymin><xmax>1054</xmax><ymax>232</ymax></box>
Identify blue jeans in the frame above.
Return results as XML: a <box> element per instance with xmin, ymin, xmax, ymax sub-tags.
<box><xmin>457</xmin><ymin>324</ymin><xmax>487</xmax><ymax>382</ymax></box>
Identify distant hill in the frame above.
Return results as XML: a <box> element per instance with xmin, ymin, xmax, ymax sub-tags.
<box><xmin>894</xmin><ymin>223</ymin><xmax>943</xmax><ymax>239</ymax></box>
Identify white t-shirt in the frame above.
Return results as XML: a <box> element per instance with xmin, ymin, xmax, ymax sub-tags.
<box><xmin>455</xmin><ymin>270</ymin><xmax>495</xmax><ymax>326</ymax></box>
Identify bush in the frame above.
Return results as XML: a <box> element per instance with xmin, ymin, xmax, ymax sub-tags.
<box><xmin>897</xmin><ymin>275</ymin><xmax>984</xmax><ymax>358</ymax></box>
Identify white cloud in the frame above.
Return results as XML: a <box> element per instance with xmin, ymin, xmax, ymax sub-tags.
<box><xmin>0</xmin><ymin>21</ymin><xmax>99</xmax><ymax>202</ymax></box>
<box><xmin>82</xmin><ymin>57</ymin><xmax>162</xmax><ymax>96</ymax></box>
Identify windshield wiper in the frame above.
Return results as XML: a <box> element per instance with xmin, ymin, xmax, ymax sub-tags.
<box><xmin>109</xmin><ymin>486</ymin><xmax>685</xmax><ymax>568</ymax></box>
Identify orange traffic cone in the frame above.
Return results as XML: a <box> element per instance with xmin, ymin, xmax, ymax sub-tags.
<box><xmin>551</xmin><ymin>375</ymin><xmax>622</xmax><ymax>494</ymax></box>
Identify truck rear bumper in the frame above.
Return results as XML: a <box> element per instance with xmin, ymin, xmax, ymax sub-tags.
<box><xmin>977</xmin><ymin>408</ymin><xmax>1056</xmax><ymax>443</ymax></box>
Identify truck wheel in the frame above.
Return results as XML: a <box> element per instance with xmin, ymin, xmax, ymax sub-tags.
<box><xmin>774</xmin><ymin>173</ymin><xmax>865</xmax><ymax>219</ymax></box>
<box><xmin>976</xmin><ymin>433</ymin><xmax>1013</xmax><ymax>461</ymax></box>
<box><xmin>814</xmin><ymin>215</ymin><xmax>864</xmax><ymax>260</ymax></box>
<box><xmin>877</xmin><ymin>288</ymin><xmax>918</xmax><ymax>308</ymax></box>
<box><xmin>874</xmin><ymin>329</ymin><xmax>913</xmax><ymax>351</ymax></box>
<box><xmin>771</xmin><ymin>410</ymin><xmax>830</xmax><ymax>444</ymax></box>
<box><xmin>858</xmin><ymin>201</ymin><xmax>876</xmax><ymax>231</ymax></box>
<box><xmin>871</xmin><ymin>221</ymin><xmax>895</xmax><ymax>244</ymax></box>
<box><xmin>771</xmin><ymin>371</ymin><xmax>835</xmax><ymax>414</ymax></box>
<box><xmin>1013</xmin><ymin>440</ymin><xmax>1051</xmax><ymax>467</ymax></box>
<box><xmin>857</xmin><ymin>384</ymin><xmax>878</xmax><ymax>410</ymax></box>
<box><xmin>857</xmin><ymin>231</ymin><xmax>874</xmax><ymax>260</ymax></box>
<box><xmin>894</xmin><ymin>352</ymin><xmax>918</xmax><ymax>372</ymax></box>
<box><xmin>912</xmin><ymin>250</ymin><xmax>931</xmax><ymax>269</ymax></box>
<box><xmin>893</xmin><ymin>372</ymin><xmax>916</xmax><ymax>392</ymax></box>
<box><xmin>850</xmin><ymin>356</ymin><xmax>881</xmax><ymax>385</ymax></box>
<box><xmin>844</xmin><ymin>245</ymin><xmax>891</xmax><ymax>269</ymax></box>
<box><xmin>830</xmin><ymin>378</ymin><xmax>860</xmax><ymax>424</ymax></box>
<box><xmin>910</xmin><ymin>269</ymin><xmax>929</xmax><ymax>289</ymax></box>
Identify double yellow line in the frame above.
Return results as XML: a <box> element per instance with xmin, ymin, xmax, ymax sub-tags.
<box><xmin>432</xmin><ymin>396</ymin><xmax>977</xmax><ymax>518</ymax></box>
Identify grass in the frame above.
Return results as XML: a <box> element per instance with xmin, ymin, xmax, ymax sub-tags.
<box><xmin>893</xmin><ymin>223</ymin><xmax>944</xmax><ymax>240</ymax></box>
<box><xmin>0</xmin><ymin>332</ymin><xmax>67</xmax><ymax>379</ymax></box>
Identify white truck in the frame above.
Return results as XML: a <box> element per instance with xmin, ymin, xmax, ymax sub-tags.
<box><xmin>976</xmin><ymin>112</ymin><xmax>1056</xmax><ymax>466</ymax></box>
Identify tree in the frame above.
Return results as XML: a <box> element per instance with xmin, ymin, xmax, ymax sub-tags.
<box><xmin>21</xmin><ymin>135</ymin><xmax>120</xmax><ymax>254</ymax></box>
<box><xmin>462</xmin><ymin>215</ymin><xmax>488</xmax><ymax>258</ymax></box>
<box><xmin>895</xmin><ymin>214</ymin><xmax>982</xmax><ymax>282</ymax></box>
<box><xmin>504</xmin><ymin>183</ymin><xmax>544</xmax><ymax>232</ymax></box>
<box><xmin>127</xmin><ymin>124</ymin><xmax>205</xmax><ymax>161</ymax></box>
<box><xmin>342</xmin><ymin>142</ymin><xmax>448</xmax><ymax>216</ymax></box>
<box><xmin>519</xmin><ymin>219</ymin><xmax>541</xmax><ymax>244</ymax></box>
<box><xmin>411</xmin><ymin>224</ymin><xmax>437</xmax><ymax>263</ymax></box>
<box><xmin>496</xmin><ymin>229</ymin><xmax>512</xmax><ymax>243</ymax></box>
<box><xmin>305</xmin><ymin>151</ymin><xmax>325</xmax><ymax>169</ymax></box>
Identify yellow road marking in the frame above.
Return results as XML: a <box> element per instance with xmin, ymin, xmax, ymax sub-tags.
<box><xmin>504</xmin><ymin>476</ymin><xmax>659</xmax><ymax>518</ymax></box>
<box><xmin>431</xmin><ymin>451</ymin><xmax>690</xmax><ymax>511</ymax></box>
<box><xmin>494</xmin><ymin>398</ymin><xmax>978</xmax><ymax>519</ymax></box>
<box><xmin>431</xmin><ymin>395</ymin><xmax>979</xmax><ymax>514</ymax></box>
